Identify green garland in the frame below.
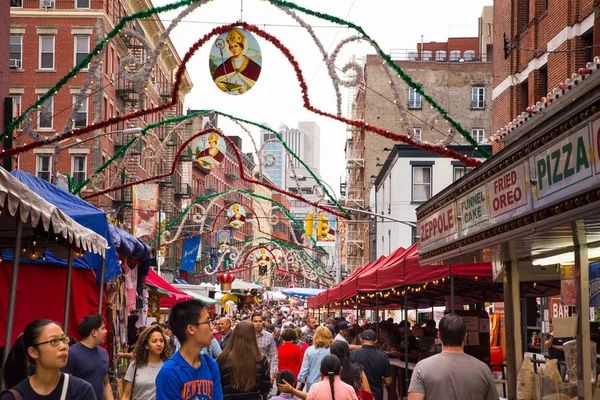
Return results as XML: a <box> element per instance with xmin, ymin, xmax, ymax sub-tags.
<box><xmin>2</xmin><ymin>0</ymin><xmax>488</xmax><ymax>159</ymax></box>
<box><xmin>72</xmin><ymin>109</ymin><xmax>349</xmax><ymax>218</ymax></box>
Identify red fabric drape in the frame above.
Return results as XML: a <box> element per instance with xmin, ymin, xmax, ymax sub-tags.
<box><xmin>146</xmin><ymin>270</ymin><xmax>193</xmax><ymax>308</ymax></box>
<box><xmin>0</xmin><ymin>262</ymin><xmax>100</xmax><ymax>347</ymax></box>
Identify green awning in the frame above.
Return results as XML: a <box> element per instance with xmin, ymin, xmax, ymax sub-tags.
<box><xmin>182</xmin><ymin>289</ymin><xmax>218</xmax><ymax>304</ymax></box>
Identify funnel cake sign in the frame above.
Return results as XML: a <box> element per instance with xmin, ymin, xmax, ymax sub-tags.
<box><xmin>418</xmin><ymin>203</ymin><xmax>458</xmax><ymax>251</ymax></box>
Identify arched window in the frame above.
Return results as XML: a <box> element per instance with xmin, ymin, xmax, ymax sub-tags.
<box><xmin>449</xmin><ymin>50</ymin><xmax>461</xmax><ymax>61</ymax></box>
<box><xmin>421</xmin><ymin>50</ymin><xmax>432</xmax><ymax>61</ymax></box>
<box><xmin>435</xmin><ymin>50</ymin><xmax>446</xmax><ymax>61</ymax></box>
<box><xmin>464</xmin><ymin>50</ymin><xmax>476</xmax><ymax>61</ymax></box>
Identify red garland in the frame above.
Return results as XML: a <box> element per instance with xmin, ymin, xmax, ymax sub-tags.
<box><xmin>82</xmin><ymin>128</ymin><xmax>349</xmax><ymax>218</ymax></box>
<box><xmin>1</xmin><ymin>22</ymin><xmax>481</xmax><ymax>168</ymax></box>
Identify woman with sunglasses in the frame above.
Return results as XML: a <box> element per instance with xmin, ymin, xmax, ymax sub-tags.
<box><xmin>1</xmin><ymin>319</ymin><xmax>96</xmax><ymax>399</ymax></box>
<box><xmin>121</xmin><ymin>325</ymin><xmax>170</xmax><ymax>400</ymax></box>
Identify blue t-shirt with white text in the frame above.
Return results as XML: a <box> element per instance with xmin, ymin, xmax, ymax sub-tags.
<box><xmin>156</xmin><ymin>351</ymin><xmax>223</xmax><ymax>400</ymax></box>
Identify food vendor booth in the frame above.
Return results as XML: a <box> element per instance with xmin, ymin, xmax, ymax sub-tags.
<box><xmin>415</xmin><ymin>65</ymin><xmax>600</xmax><ymax>399</ymax></box>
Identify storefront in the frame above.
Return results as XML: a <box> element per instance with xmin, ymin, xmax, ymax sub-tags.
<box><xmin>416</xmin><ymin>65</ymin><xmax>600</xmax><ymax>399</ymax></box>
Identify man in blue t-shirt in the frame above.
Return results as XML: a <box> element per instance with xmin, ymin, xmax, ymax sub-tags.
<box><xmin>62</xmin><ymin>314</ymin><xmax>114</xmax><ymax>400</ymax></box>
<box><xmin>156</xmin><ymin>299</ymin><xmax>224</xmax><ymax>400</ymax></box>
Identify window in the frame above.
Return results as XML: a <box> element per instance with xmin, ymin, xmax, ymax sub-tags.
<box><xmin>472</xmin><ymin>128</ymin><xmax>485</xmax><ymax>144</ymax></box>
<box><xmin>71</xmin><ymin>155</ymin><xmax>87</xmax><ymax>186</ymax></box>
<box><xmin>75</xmin><ymin>0</ymin><xmax>90</xmax><ymax>8</ymax></box>
<box><xmin>413</xmin><ymin>127</ymin><xmax>422</xmax><ymax>141</ymax></box>
<box><xmin>74</xmin><ymin>35</ymin><xmax>90</xmax><ymax>68</ymax></box>
<box><xmin>37</xmin><ymin>95</ymin><xmax>54</xmax><ymax>129</ymax></box>
<box><xmin>10</xmin><ymin>36</ymin><xmax>22</xmax><ymax>69</ymax></box>
<box><xmin>412</xmin><ymin>166</ymin><xmax>432</xmax><ymax>202</ymax></box>
<box><xmin>454</xmin><ymin>166</ymin><xmax>474</xmax><ymax>182</ymax></box>
<box><xmin>10</xmin><ymin>0</ymin><xmax>23</xmax><ymax>7</ymax></box>
<box><xmin>408</xmin><ymin>88</ymin><xmax>422</xmax><ymax>109</ymax></box>
<box><xmin>39</xmin><ymin>35</ymin><xmax>55</xmax><ymax>70</ymax></box>
<box><xmin>435</xmin><ymin>50</ymin><xmax>446</xmax><ymax>61</ymax></box>
<box><xmin>407</xmin><ymin>51</ymin><xmax>418</xmax><ymax>61</ymax></box>
<box><xmin>450</xmin><ymin>50</ymin><xmax>461</xmax><ymax>61</ymax></box>
<box><xmin>464</xmin><ymin>50</ymin><xmax>476</xmax><ymax>61</ymax></box>
<box><xmin>36</xmin><ymin>155</ymin><xmax>52</xmax><ymax>181</ymax></box>
<box><xmin>72</xmin><ymin>95</ymin><xmax>88</xmax><ymax>128</ymax></box>
<box><xmin>421</xmin><ymin>50</ymin><xmax>432</xmax><ymax>61</ymax></box>
<box><xmin>472</xmin><ymin>86</ymin><xmax>485</xmax><ymax>109</ymax></box>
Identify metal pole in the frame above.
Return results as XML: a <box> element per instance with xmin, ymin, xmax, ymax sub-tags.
<box><xmin>450</xmin><ymin>276</ymin><xmax>455</xmax><ymax>313</ymax></box>
<box><xmin>98</xmin><ymin>257</ymin><xmax>106</xmax><ymax>314</ymax></box>
<box><xmin>2</xmin><ymin>218</ymin><xmax>23</xmax><ymax>371</ymax></box>
<box><xmin>355</xmin><ymin>295</ymin><xmax>359</xmax><ymax>332</ymax></box>
<box><xmin>573</xmin><ymin>224</ymin><xmax>592</xmax><ymax>400</ymax></box>
<box><xmin>63</xmin><ymin>249</ymin><xmax>74</xmax><ymax>330</ymax></box>
<box><xmin>375</xmin><ymin>293</ymin><xmax>380</xmax><ymax>335</ymax></box>
<box><xmin>504</xmin><ymin>259</ymin><xmax>522</xmax><ymax>400</ymax></box>
<box><xmin>157</xmin><ymin>199</ymin><xmax>162</xmax><ymax>275</ymax></box>
<box><xmin>404</xmin><ymin>292</ymin><xmax>409</xmax><ymax>392</ymax></box>
<box><xmin>3</xmin><ymin>97</ymin><xmax>14</xmax><ymax>171</ymax></box>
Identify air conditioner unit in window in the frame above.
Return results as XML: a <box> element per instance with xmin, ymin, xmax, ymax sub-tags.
<box><xmin>9</xmin><ymin>59</ymin><xmax>20</xmax><ymax>69</ymax></box>
<box><xmin>41</xmin><ymin>0</ymin><xmax>54</xmax><ymax>8</ymax></box>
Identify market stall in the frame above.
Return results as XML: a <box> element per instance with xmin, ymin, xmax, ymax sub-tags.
<box><xmin>415</xmin><ymin>64</ymin><xmax>600</xmax><ymax>399</ymax></box>
<box><xmin>0</xmin><ymin>166</ymin><xmax>107</xmax><ymax>367</ymax></box>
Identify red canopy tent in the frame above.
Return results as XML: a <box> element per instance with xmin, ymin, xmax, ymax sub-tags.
<box><xmin>146</xmin><ymin>270</ymin><xmax>193</xmax><ymax>308</ymax></box>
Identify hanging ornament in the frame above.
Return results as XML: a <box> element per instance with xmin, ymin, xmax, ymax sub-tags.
<box><xmin>217</xmin><ymin>273</ymin><xmax>236</xmax><ymax>291</ymax></box>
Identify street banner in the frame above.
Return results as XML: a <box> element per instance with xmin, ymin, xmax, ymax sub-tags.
<box><xmin>181</xmin><ymin>236</ymin><xmax>201</xmax><ymax>272</ymax></box>
<box><xmin>133</xmin><ymin>183</ymin><xmax>158</xmax><ymax>238</ymax></box>
<box><xmin>560</xmin><ymin>265</ymin><xmax>576</xmax><ymax>306</ymax></box>
<box><xmin>590</xmin><ymin>262</ymin><xmax>600</xmax><ymax>306</ymax></box>
<box><xmin>316</xmin><ymin>212</ymin><xmax>336</xmax><ymax>247</ymax></box>
<box><xmin>339</xmin><ymin>221</ymin><xmax>347</xmax><ymax>264</ymax></box>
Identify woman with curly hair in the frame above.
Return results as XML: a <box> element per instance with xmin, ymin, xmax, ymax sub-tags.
<box><xmin>120</xmin><ymin>325</ymin><xmax>170</xmax><ymax>400</ymax></box>
<box><xmin>216</xmin><ymin>321</ymin><xmax>271</xmax><ymax>400</ymax></box>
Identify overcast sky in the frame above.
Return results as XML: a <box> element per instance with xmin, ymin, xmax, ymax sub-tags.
<box><xmin>152</xmin><ymin>0</ymin><xmax>493</xmax><ymax>198</ymax></box>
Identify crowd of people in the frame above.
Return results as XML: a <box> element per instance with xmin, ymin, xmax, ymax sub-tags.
<box><xmin>1</xmin><ymin>300</ymin><xmax>499</xmax><ymax>400</ymax></box>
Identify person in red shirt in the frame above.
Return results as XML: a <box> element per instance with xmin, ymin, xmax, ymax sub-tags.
<box><xmin>278</xmin><ymin>329</ymin><xmax>304</xmax><ymax>378</ymax></box>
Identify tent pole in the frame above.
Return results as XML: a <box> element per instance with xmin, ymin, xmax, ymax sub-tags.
<box><xmin>450</xmin><ymin>276</ymin><xmax>455</xmax><ymax>313</ymax></box>
<box><xmin>355</xmin><ymin>295</ymin><xmax>359</xmax><ymax>329</ymax></box>
<box><xmin>375</xmin><ymin>293</ymin><xmax>380</xmax><ymax>336</ymax></box>
<box><xmin>98</xmin><ymin>257</ymin><xmax>106</xmax><ymax>314</ymax></box>
<box><xmin>573</xmin><ymin>227</ymin><xmax>592</xmax><ymax>400</ymax></box>
<box><xmin>404</xmin><ymin>292</ymin><xmax>409</xmax><ymax>392</ymax></box>
<box><xmin>63</xmin><ymin>248</ymin><xmax>74</xmax><ymax>331</ymax></box>
<box><xmin>2</xmin><ymin>218</ymin><xmax>23</xmax><ymax>376</ymax></box>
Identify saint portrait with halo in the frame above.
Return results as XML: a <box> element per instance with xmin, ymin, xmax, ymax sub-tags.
<box><xmin>210</xmin><ymin>28</ymin><xmax>262</xmax><ymax>95</ymax></box>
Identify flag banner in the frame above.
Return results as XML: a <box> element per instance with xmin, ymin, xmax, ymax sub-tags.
<box><xmin>181</xmin><ymin>236</ymin><xmax>201</xmax><ymax>272</ymax></box>
<box><xmin>133</xmin><ymin>183</ymin><xmax>158</xmax><ymax>238</ymax></box>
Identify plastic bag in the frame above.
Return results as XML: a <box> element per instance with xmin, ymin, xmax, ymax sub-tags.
<box><xmin>517</xmin><ymin>357</ymin><xmax>535</xmax><ymax>400</ymax></box>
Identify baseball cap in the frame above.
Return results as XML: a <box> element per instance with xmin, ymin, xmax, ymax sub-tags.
<box><xmin>338</xmin><ymin>321</ymin><xmax>350</xmax><ymax>331</ymax></box>
<box><xmin>362</xmin><ymin>329</ymin><xmax>377</xmax><ymax>341</ymax></box>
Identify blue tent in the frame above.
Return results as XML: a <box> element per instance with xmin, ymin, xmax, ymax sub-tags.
<box><xmin>10</xmin><ymin>170</ymin><xmax>120</xmax><ymax>284</ymax></box>
<box><xmin>108</xmin><ymin>224</ymin><xmax>151</xmax><ymax>280</ymax></box>
<box><xmin>281</xmin><ymin>288</ymin><xmax>326</xmax><ymax>298</ymax></box>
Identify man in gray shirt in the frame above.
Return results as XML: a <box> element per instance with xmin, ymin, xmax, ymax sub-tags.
<box><xmin>408</xmin><ymin>314</ymin><xmax>499</xmax><ymax>400</ymax></box>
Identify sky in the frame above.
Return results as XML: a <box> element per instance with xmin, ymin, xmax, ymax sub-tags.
<box><xmin>152</xmin><ymin>0</ymin><xmax>493</xmax><ymax>198</ymax></box>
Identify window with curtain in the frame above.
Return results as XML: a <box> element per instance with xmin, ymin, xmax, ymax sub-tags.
<box><xmin>10</xmin><ymin>35</ymin><xmax>22</xmax><ymax>69</ymax></box>
<box><xmin>74</xmin><ymin>35</ymin><xmax>90</xmax><ymax>67</ymax></box>
<box><xmin>71</xmin><ymin>155</ymin><xmax>87</xmax><ymax>186</ymax></box>
<box><xmin>412</xmin><ymin>166</ymin><xmax>432</xmax><ymax>201</ymax></box>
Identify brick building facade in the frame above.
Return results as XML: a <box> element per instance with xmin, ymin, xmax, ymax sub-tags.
<box><xmin>492</xmin><ymin>0</ymin><xmax>599</xmax><ymax>152</ymax></box>
<box><xmin>8</xmin><ymin>0</ymin><xmax>192</xmax><ymax>275</ymax></box>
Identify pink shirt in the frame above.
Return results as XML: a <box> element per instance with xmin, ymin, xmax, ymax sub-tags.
<box><xmin>306</xmin><ymin>376</ymin><xmax>358</xmax><ymax>400</ymax></box>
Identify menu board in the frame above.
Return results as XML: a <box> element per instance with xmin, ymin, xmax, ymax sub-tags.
<box><xmin>418</xmin><ymin>202</ymin><xmax>458</xmax><ymax>252</ymax></box>
<box><xmin>486</xmin><ymin>162</ymin><xmax>531</xmax><ymax>222</ymax></box>
<box><xmin>457</xmin><ymin>184</ymin><xmax>491</xmax><ymax>236</ymax></box>
<box><xmin>530</xmin><ymin>124</ymin><xmax>595</xmax><ymax>209</ymax></box>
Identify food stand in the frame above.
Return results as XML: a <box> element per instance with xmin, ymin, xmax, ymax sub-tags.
<box><xmin>415</xmin><ymin>64</ymin><xmax>600</xmax><ymax>399</ymax></box>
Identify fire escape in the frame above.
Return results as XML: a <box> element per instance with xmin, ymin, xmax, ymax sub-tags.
<box><xmin>343</xmin><ymin>60</ymin><xmax>369</xmax><ymax>273</ymax></box>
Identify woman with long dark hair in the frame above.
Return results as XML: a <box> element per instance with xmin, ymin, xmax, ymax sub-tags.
<box><xmin>328</xmin><ymin>341</ymin><xmax>370</xmax><ymax>393</ymax></box>
<box><xmin>1</xmin><ymin>319</ymin><xmax>95</xmax><ymax>399</ymax></box>
<box><xmin>216</xmin><ymin>321</ymin><xmax>271</xmax><ymax>400</ymax></box>
<box><xmin>120</xmin><ymin>325</ymin><xmax>170</xmax><ymax>400</ymax></box>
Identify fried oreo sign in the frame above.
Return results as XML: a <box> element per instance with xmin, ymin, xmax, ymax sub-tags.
<box><xmin>418</xmin><ymin>203</ymin><xmax>458</xmax><ymax>251</ymax></box>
